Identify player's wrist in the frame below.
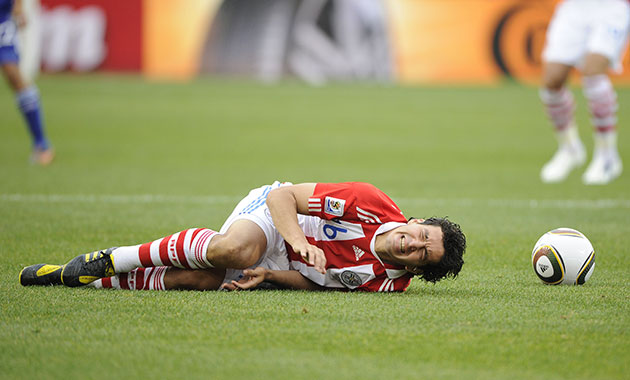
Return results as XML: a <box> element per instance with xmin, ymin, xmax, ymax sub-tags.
<box><xmin>262</xmin><ymin>268</ymin><xmax>271</xmax><ymax>282</ymax></box>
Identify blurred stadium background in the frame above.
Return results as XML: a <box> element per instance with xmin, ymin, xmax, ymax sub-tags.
<box><xmin>24</xmin><ymin>0</ymin><xmax>630</xmax><ymax>84</ymax></box>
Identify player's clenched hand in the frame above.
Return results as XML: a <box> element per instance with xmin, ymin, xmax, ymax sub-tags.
<box><xmin>293</xmin><ymin>242</ymin><xmax>326</xmax><ymax>274</ymax></box>
<box><xmin>219</xmin><ymin>267</ymin><xmax>267</xmax><ymax>291</ymax></box>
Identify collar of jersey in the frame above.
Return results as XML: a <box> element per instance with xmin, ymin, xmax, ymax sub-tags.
<box><xmin>369</xmin><ymin>221</ymin><xmax>409</xmax><ymax>279</ymax></box>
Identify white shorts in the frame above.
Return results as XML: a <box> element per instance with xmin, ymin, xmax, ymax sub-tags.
<box><xmin>220</xmin><ymin>181</ymin><xmax>292</xmax><ymax>284</ymax></box>
<box><xmin>542</xmin><ymin>0</ymin><xmax>630</xmax><ymax>72</ymax></box>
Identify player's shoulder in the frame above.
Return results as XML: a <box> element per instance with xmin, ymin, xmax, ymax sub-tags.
<box><xmin>314</xmin><ymin>182</ymin><xmax>388</xmax><ymax>198</ymax></box>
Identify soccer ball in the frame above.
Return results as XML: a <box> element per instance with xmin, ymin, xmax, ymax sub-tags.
<box><xmin>531</xmin><ymin>228</ymin><xmax>595</xmax><ymax>285</ymax></box>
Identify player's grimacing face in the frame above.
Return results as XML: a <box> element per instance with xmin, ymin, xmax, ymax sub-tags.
<box><xmin>384</xmin><ymin>220</ymin><xmax>445</xmax><ymax>268</ymax></box>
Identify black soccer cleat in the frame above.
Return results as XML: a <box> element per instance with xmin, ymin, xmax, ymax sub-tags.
<box><xmin>61</xmin><ymin>248</ymin><xmax>117</xmax><ymax>287</ymax></box>
<box><xmin>19</xmin><ymin>264</ymin><xmax>64</xmax><ymax>286</ymax></box>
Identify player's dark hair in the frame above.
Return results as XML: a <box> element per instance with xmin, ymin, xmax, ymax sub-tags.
<box><xmin>417</xmin><ymin>217</ymin><xmax>466</xmax><ymax>283</ymax></box>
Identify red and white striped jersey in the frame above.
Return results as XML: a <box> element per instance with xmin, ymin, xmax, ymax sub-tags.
<box><xmin>287</xmin><ymin>182</ymin><xmax>414</xmax><ymax>292</ymax></box>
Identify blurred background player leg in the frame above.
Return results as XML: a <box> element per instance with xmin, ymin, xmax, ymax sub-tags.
<box><xmin>581</xmin><ymin>55</ymin><xmax>623</xmax><ymax>184</ymax></box>
<box><xmin>0</xmin><ymin>0</ymin><xmax>53</xmax><ymax>165</ymax></box>
<box><xmin>538</xmin><ymin>0</ymin><xmax>586</xmax><ymax>183</ymax></box>
<box><xmin>540</xmin><ymin>0</ymin><xmax>629</xmax><ymax>185</ymax></box>
<box><xmin>539</xmin><ymin>62</ymin><xmax>585</xmax><ymax>183</ymax></box>
<box><xmin>17</xmin><ymin>0</ymin><xmax>41</xmax><ymax>83</ymax></box>
<box><xmin>578</xmin><ymin>0</ymin><xmax>629</xmax><ymax>185</ymax></box>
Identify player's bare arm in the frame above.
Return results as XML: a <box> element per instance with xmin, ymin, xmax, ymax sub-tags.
<box><xmin>266</xmin><ymin>183</ymin><xmax>327</xmax><ymax>274</ymax></box>
<box><xmin>221</xmin><ymin>267</ymin><xmax>326</xmax><ymax>291</ymax></box>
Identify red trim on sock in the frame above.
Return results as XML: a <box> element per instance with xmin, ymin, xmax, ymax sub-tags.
<box><xmin>119</xmin><ymin>273</ymin><xmax>130</xmax><ymax>289</ymax></box>
<box><xmin>151</xmin><ymin>269</ymin><xmax>159</xmax><ymax>290</ymax></box>
<box><xmin>153</xmin><ymin>267</ymin><xmax>166</xmax><ymax>290</ymax></box>
<box><xmin>190</xmin><ymin>228</ymin><xmax>203</xmax><ymax>242</ymax></box>
<box><xmin>159</xmin><ymin>235</ymin><xmax>173</xmax><ymax>265</ymax></box>
<box><xmin>195</xmin><ymin>230</ymin><xmax>215</xmax><ymax>265</ymax></box>
<box><xmin>596</xmin><ymin>125</ymin><xmax>616</xmax><ymax>133</ymax></box>
<box><xmin>175</xmin><ymin>230</ymin><xmax>192</xmax><ymax>269</ymax></box>
<box><xmin>102</xmin><ymin>277</ymin><xmax>112</xmax><ymax>288</ymax></box>
<box><xmin>139</xmin><ymin>242</ymin><xmax>153</xmax><ymax>267</ymax></box>
<box><xmin>135</xmin><ymin>268</ymin><xmax>146</xmax><ymax>290</ymax></box>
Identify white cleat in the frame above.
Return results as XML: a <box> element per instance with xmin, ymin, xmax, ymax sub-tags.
<box><xmin>582</xmin><ymin>150</ymin><xmax>623</xmax><ymax>185</ymax></box>
<box><xmin>540</xmin><ymin>145</ymin><xmax>586</xmax><ymax>183</ymax></box>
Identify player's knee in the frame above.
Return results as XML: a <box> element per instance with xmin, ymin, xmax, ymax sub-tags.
<box><xmin>206</xmin><ymin>235</ymin><xmax>259</xmax><ymax>269</ymax></box>
<box><xmin>582</xmin><ymin>54</ymin><xmax>610</xmax><ymax>77</ymax></box>
<box><xmin>542</xmin><ymin>64</ymin><xmax>570</xmax><ymax>90</ymax></box>
<box><xmin>543</xmin><ymin>75</ymin><xmax>565</xmax><ymax>91</ymax></box>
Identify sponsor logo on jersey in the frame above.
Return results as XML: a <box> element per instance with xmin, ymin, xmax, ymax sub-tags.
<box><xmin>352</xmin><ymin>245</ymin><xmax>365</xmax><ymax>261</ymax></box>
<box><xmin>324</xmin><ymin>197</ymin><xmax>345</xmax><ymax>217</ymax></box>
<box><xmin>340</xmin><ymin>270</ymin><xmax>363</xmax><ymax>287</ymax></box>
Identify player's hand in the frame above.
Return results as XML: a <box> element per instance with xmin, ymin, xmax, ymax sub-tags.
<box><xmin>219</xmin><ymin>267</ymin><xmax>267</xmax><ymax>291</ymax></box>
<box><xmin>293</xmin><ymin>242</ymin><xmax>326</xmax><ymax>274</ymax></box>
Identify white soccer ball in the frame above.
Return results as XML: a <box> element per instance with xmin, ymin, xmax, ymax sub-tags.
<box><xmin>531</xmin><ymin>228</ymin><xmax>595</xmax><ymax>285</ymax></box>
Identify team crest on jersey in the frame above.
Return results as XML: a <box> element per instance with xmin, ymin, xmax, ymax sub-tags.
<box><xmin>340</xmin><ymin>270</ymin><xmax>363</xmax><ymax>287</ymax></box>
<box><xmin>324</xmin><ymin>197</ymin><xmax>345</xmax><ymax>217</ymax></box>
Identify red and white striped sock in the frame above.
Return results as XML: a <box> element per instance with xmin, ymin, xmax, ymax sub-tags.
<box><xmin>88</xmin><ymin>267</ymin><xmax>168</xmax><ymax>290</ymax></box>
<box><xmin>539</xmin><ymin>87</ymin><xmax>576</xmax><ymax>132</ymax></box>
<box><xmin>110</xmin><ymin>228</ymin><xmax>217</xmax><ymax>273</ymax></box>
<box><xmin>583</xmin><ymin>74</ymin><xmax>618</xmax><ymax>145</ymax></box>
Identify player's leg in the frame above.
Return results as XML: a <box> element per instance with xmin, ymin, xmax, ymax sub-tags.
<box><xmin>580</xmin><ymin>55</ymin><xmax>622</xmax><ymax>184</ymax></box>
<box><xmin>55</xmin><ymin>220</ymin><xmax>268</xmax><ymax>287</ymax></box>
<box><xmin>205</xmin><ymin>219</ymin><xmax>267</xmax><ymax>269</ymax></box>
<box><xmin>539</xmin><ymin>62</ymin><xmax>586</xmax><ymax>183</ymax></box>
<box><xmin>56</xmin><ymin>228</ymin><xmax>220</xmax><ymax>287</ymax></box>
<box><xmin>0</xmin><ymin>17</ymin><xmax>53</xmax><ymax>165</ymax></box>
<box><xmin>579</xmin><ymin>0</ymin><xmax>629</xmax><ymax>184</ymax></box>
<box><xmin>22</xmin><ymin>184</ymin><xmax>279</xmax><ymax>288</ymax></box>
<box><xmin>19</xmin><ymin>228</ymin><xmax>229</xmax><ymax>289</ymax></box>
<box><xmin>95</xmin><ymin>219</ymin><xmax>266</xmax><ymax>272</ymax></box>
<box><xmin>89</xmin><ymin>267</ymin><xmax>227</xmax><ymax>291</ymax></box>
<box><xmin>538</xmin><ymin>1</ymin><xmax>588</xmax><ymax>183</ymax></box>
<box><xmin>54</xmin><ymin>223</ymin><xmax>264</xmax><ymax>288</ymax></box>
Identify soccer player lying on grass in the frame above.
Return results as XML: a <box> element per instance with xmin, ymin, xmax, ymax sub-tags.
<box><xmin>20</xmin><ymin>182</ymin><xmax>466</xmax><ymax>292</ymax></box>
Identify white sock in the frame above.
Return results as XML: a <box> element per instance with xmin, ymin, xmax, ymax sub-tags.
<box><xmin>110</xmin><ymin>228</ymin><xmax>218</xmax><ymax>273</ymax></box>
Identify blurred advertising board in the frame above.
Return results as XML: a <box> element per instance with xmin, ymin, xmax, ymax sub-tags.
<box><xmin>40</xmin><ymin>0</ymin><xmax>142</xmax><ymax>72</ymax></box>
<box><xmin>37</xmin><ymin>0</ymin><xmax>630</xmax><ymax>84</ymax></box>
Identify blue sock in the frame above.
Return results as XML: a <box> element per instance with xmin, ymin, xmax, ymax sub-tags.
<box><xmin>17</xmin><ymin>86</ymin><xmax>49</xmax><ymax>150</ymax></box>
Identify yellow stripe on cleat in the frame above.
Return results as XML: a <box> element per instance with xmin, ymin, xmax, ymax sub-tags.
<box><xmin>60</xmin><ymin>265</ymin><xmax>66</xmax><ymax>285</ymax></box>
<box><xmin>79</xmin><ymin>275</ymin><xmax>99</xmax><ymax>284</ymax></box>
<box><xmin>36</xmin><ymin>265</ymin><xmax>62</xmax><ymax>277</ymax></box>
<box><xmin>84</xmin><ymin>253</ymin><xmax>90</xmax><ymax>262</ymax></box>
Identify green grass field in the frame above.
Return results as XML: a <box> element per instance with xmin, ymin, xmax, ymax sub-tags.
<box><xmin>1</xmin><ymin>75</ymin><xmax>628</xmax><ymax>379</ymax></box>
